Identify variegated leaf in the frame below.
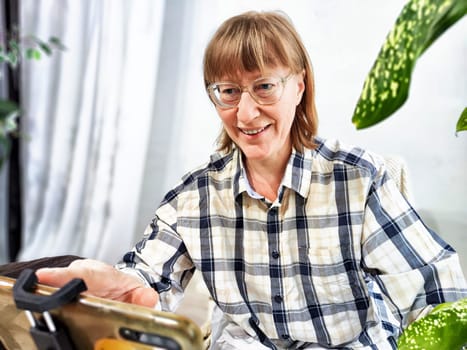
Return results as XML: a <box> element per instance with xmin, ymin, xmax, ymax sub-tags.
<box><xmin>456</xmin><ymin>107</ymin><xmax>467</xmax><ymax>135</ymax></box>
<box><xmin>352</xmin><ymin>0</ymin><xmax>467</xmax><ymax>129</ymax></box>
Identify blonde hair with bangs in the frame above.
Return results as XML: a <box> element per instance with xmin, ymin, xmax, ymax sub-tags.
<box><xmin>203</xmin><ymin>11</ymin><xmax>318</xmax><ymax>153</ymax></box>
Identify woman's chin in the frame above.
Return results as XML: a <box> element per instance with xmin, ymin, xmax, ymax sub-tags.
<box><xmin>240</xmin><ymin>146</ymin><xmax>271</xmax><ymax>162</ymax></box>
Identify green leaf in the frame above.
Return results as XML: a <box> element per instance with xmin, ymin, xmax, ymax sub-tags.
<box><xmin>0</xmin><ymin>99</ymin><xmax>19</xmax><ymax>171</ymax></box>
<box><xmin>0</xmin><ymin>113</ymin><xmax>19</xmax><ymax>140</ymax></box>
<box><xmin>455</xmin><ymin>107</ymin><xmax>467</xmax><ymax>135</ymax></box>
<box><xmin>8</xmin><ymin>39</ymin><xmax>19</xmax><ymax>52</ymax></box>
<box><xmin>48</xmin><ymin>36</ymin><xmax>67</xmax><ymax>50</ymax></box>
<box><xmin>39</xmin><ymin>42</ymin><xmax>52</xmax><ymax>55</ymax></box>
<box><xmin>398</xmin><ymin>297</ymin><xmax>467</xmax><ymax>350</ymax></box>
<box><xmin>4</xmin><ymin>111</ymin><xmax>19</xmax><ymax>132</ymax></box>
<box><xmin>352</xmin><ymin>0</ymin><xmax>467</xmax><ymax>129</ymax></box>
<box><xmin>26</xmin><ymin>47</ymin><xmax>35</xmax><ymax>59</ymax></box>
<box><xmin>0</xmin><ymin>100</ymin><xmax>19</xmax><ymax>120</ymax></box>
<box><xmin>7</xmin><ymin>51</ymin><xmax>18</xmax><ymax>67</ymax></box>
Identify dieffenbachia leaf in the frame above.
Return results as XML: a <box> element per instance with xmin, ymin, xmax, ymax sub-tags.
<box><xmin>456</xmin><ymin>107</ymin><xmax>467</xmax><ymax>135</ymax></box>
<box><xmin>397</xmin><ymin>297</ymin><xmax>467</xmax><ymax>350</ymax></box>
<box><xmin>352</xmin><ymin>0</ymin><xmax>467</xmax><ymax>129</ymax></box>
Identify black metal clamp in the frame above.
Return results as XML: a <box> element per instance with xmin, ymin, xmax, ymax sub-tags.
<box><xmin>12</xmin><ymin>268</ymin><xmax>87</xmax><ymax>350</ymax></box>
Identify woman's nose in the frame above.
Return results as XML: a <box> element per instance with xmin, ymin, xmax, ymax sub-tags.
<box><xmin>236</xmin><ymin>91</ymin><xmax>259</xmax><ymax>123</ymax></box>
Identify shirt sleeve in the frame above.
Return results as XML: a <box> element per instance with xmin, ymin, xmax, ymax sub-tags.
<box><xmin>361</xmin><ymin>163</ymin><xmax>467</xmax><ymax>328</ymax></box>
<box><xmin>115</xmin><ymin>201</ymin><xmax>195</xmax><ymax>312</ymax></box>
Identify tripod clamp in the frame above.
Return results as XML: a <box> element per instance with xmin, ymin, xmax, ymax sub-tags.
<box><xmin>13</xmin><ymin>268</ymin><xmax>87</xmax><ymax>350</ymax></box>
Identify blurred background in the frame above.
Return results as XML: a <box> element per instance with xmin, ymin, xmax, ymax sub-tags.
<box><xmin>0</xmin><ymin>0</ymin><xmax>465</xmax><ymax>275</ymax></box>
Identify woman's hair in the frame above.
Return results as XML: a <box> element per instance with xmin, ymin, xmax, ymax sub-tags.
<box><xmin>203</xmin><ymin>11</ymin><xmax>318</xmax><ymax>153</ymax></box>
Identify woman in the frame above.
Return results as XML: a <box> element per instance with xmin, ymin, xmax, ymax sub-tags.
<box><xmin>37</xmin><ymin>11</ymin><xmax>466</xmax><ymax>349</ymax></box>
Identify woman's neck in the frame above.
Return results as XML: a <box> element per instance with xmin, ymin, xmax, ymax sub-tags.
<box><xmin>244</xmin><ymin>150</ymin><xmax>290</xmax><ymax>202</ymax></box>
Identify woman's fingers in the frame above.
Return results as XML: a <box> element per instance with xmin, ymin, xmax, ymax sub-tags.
<box><xmin>35</xmin><ymin>266</ymin><xmax>76</xmax><ymax>288</ymax></box>
<box><xmin>123</xmin><ymin>285</ymin><xmax>160</xmax><ymax>307</ymax></box>
<box><xmin>36</xmin><ymin>258</ymin><xmax>159</xmax><ymax>307</ymax></box>
<box><xmin>36</xmin><ymin>259</ymin><xmax>114</xmax><ymax>291</ymax></box>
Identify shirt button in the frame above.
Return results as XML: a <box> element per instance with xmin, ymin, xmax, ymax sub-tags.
<box><xmin>271</xmin><ymin>250</ymin><xmax>280</xmax><ymax>259</ymax></box>
<box><xmin>274</xmin><ymin>294</ymin><xmax>283</xmax><ymax>303</ymax></box>
<box><xmin>249</xmin><ymin>317</ymin><xmax>259</xmax><ymax>326</ymax></box>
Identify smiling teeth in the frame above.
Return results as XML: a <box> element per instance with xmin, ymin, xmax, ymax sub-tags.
<box><xmin>242</xmin><ymin>127</ymin><xmax>265</xmax><ymax>135</ymax></box>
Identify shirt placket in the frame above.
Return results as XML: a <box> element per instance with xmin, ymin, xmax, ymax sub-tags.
<box><xmin>267</xmin><ymin>203</ymin><xmax>290</xmax><ymax>341</ymax></box>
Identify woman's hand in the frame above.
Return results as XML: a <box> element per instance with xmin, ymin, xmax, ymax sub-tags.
<box><xmin>36</xmin><ymin>258</ymin><xmax>159</xmax><ymax>308</ymax></box>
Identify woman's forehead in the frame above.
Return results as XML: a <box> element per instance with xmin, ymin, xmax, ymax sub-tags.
<box><xmin>218</xmin><ymin>65</ymin><xmax>288</xmax><ymax>82</ymax></box>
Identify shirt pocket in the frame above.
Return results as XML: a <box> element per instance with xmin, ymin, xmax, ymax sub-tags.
<box><xmin>298</xmin><ymin>246</ymin><xmax>364</xmax><ymax>305</ymax></box>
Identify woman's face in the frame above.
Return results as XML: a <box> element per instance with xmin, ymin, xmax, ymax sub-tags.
<box><xmin>215</xmin><ymin>65</ymin><xmax>305</xmax><ymax>165</ymax></box>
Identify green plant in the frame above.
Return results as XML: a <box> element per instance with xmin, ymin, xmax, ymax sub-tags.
<box><xmin>397</xmin><ymin>297</ymin><xmax>467</xmax><ymax>349</ymax></box>
<box><xmin>352</xmin><ymin>0</ymin><xmax>467</xmax><ymax>134</ymax></box>
<box><xmin>0</xmin><ymin>32</ymin><xmax>65</xmax><ymax>170</ymax></box>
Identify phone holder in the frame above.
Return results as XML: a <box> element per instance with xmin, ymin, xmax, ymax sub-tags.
<box><xmin>12</xmin><ymin>268</ymin><xmax>87</xmax><ymax>350</ymax></box>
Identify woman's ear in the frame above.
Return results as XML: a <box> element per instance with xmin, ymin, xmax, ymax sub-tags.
<box><xmin>295</xmin><ymin>70</ymin><xmax>306</xmax><ymax>105</ymax></box>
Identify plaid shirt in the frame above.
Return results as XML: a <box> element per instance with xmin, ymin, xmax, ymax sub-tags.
<box><xmin>118</xmin><ymin>137</ymin><xmax>466</xmax><ymax>349</ymax></box>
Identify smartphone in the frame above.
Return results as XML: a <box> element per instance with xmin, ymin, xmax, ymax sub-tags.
<box><xmin>0</xmin><ymin>275</ymin><xmax>205</xmax><ymax>350</ymax></box>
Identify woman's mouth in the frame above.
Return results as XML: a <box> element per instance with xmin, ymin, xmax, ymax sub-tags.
<box><xmin>239</xmin><ymin>125</ymin><xmax>270</xmax><ymax>135</ymax></box>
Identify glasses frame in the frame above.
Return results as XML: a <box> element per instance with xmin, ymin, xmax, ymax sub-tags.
<box><xmin>207</xmin><ymin>74</ymin><xmax>292</xmax><ymax>109</ymax></box>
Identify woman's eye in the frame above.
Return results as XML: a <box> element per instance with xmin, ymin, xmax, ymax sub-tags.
<box><xmin>257</xmin><ymin>83</ymin><xmax>273</xmax><ymax>90</ymax></box>
<box><xmin>221</xmin><ymin>87</ymin><xmax>239</xmax><ymax>95</ymax></box>
<box><xmin>254</xmin><ymin>82</ymin><xmax>276</xmax><ymax>96</ymax></box>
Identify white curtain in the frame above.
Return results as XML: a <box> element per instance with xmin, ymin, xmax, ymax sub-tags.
<box><xmin>19</xmin><ymin>0</ymin><xmax>166</xmax><ymax>263</ymax></box>
<box><xmin>14</xmin><ymin>0</ymin><xmax>467</xmax><ymax>271</ymax></box>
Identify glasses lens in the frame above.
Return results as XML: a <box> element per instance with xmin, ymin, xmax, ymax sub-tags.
<box><xmin>210</xmin><ymin>83</ymin><xmax>241</xmax><ymax>107</ymax></box>
<box><xmin>252</xmin><ymin>78</ymin><xmax>281</xmax><ymax>103</ymax></box>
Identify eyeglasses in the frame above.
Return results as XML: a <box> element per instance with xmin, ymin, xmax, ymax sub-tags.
<box><xmin>207</xmin><ymin>75</ymin><xmax>292</xmax><ymax>109</ymax></box>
